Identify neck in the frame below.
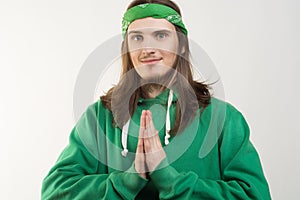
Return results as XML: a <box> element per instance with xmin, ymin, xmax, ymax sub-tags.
<box><xmin>141</xmin><ymin>84</ymin><xmax>166</xmax><ymax>98</ymax></box>
<box><xmin>148</xmin><ymin>89</ymin><xmax>163</xmax><ymax>98</ymax></box>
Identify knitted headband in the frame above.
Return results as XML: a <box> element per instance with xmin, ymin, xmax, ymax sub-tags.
<box><xmin>122</xmin><ymin>3</ymin><xmax>188</xmax><ymax>38</ymax></box>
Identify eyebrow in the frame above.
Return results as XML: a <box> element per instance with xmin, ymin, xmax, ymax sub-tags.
<box><xmin>128</xmin><ymin>30</ymin><xmax>143</xmax><ymax>35</ymax></box>
<box><xmin>128</xmin><ymin>29</ymin><xmax>173</xmax><ymax>35</ymax></box>
<box><xmin>153</xmin><ymin>29</ymin><xmax>172</xmax><ymax>34</ymax></box>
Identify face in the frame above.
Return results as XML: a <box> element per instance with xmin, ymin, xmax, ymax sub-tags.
<box><xmin>127</xmin><ymin>17</ymin><xmax>179</xmax><ymax>80</ymax></box>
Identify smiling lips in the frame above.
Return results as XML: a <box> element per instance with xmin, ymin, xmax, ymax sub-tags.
<box><xmin>140</xmin><ymin>57</ymin><xmax>163</xmax><ymax>65</ymax></box>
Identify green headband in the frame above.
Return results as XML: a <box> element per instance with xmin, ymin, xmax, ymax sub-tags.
<box><xmin>122</xmin><ymin>3</ymin><xmax>188</xmax><ymax>38</ymax></box>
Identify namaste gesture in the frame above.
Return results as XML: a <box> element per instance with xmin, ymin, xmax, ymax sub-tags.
<box><xmin>135</xmin><ymin>110</ymin><xmax>166</xmax><ymax>178</ymax></box>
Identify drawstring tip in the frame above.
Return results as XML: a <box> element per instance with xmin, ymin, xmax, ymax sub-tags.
<box><xmin>164</xmin><ymin>132</ymin><xmax>170</xmax><ymax>145</ymax></box>
<box><xmin>164</xmin><ymin>139</ymin><xmax>169</xmax><ymax>145</ymax></box>
<box><xmin>121</xmin><ymin>149</ymin><xmax>128</xmax><ymax>157</ymax></box>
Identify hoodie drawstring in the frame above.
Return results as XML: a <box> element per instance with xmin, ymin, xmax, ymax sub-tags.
<box><xmin>164</xmin><ymin>89</ymin><xmax>173</xmax><ymax>145</ymax></box>
<box><xmin>121</xmin><ymin>121</ymin><xmax>130</xmax><ymax>157</ymax></box>
<box><xmin>121</xmin><ymin>90</ymin><xmax>174</xmax><ymax>157</ymax></box>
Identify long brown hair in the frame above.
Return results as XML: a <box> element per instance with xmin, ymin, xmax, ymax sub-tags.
<box><xmin>101</xmin><ymin>0</ymin><xmax>211</xmax><ymax>134</ymax></box>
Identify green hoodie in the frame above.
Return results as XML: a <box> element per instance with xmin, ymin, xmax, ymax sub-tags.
<box><xmin>42</xmin><ymin>90</ymin><xmax>271</xmax><ymax>199</ymax></box>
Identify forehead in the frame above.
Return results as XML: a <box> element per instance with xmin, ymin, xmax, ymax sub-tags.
<box><xmin>128</xmin><ymin>17</ymin><xmax>176</xmax><ymax>32</ymax></box>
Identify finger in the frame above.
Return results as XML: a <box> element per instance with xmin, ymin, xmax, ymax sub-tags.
<box><xmin>137</xmin><ymin>135</ymin><xmax>144</xmax><ymax>153</ymax></box>
<box><xmin>137</xmin><ymin>111</ymin><xmax>146</xmax><ymax>153</ymax></box>
<box><xmin>145</xmin><ymin>111</ymin><xmax>156</xmax><ymax>138</ymax></box>
<box><xmin>139</xmin><ymin>110</ymin><xmax>146</xmax><ymax>139</ymax></box>
<box><xmin>145</xmin><ymin>113</ymin><xmax>153</xmax><ymax>138</ymax></box>
<box><xmin>145</xmin><ymin>110</ymin><xmax>150</xmax><ymax>131</ymax></box>
<box><xmin>140</xmin><ymin>110</ymin><xmax>146</xmax><ymax>129</ymax></box>
<box><xmin>143</xmin><ymin>129</ymin><xmax>151</xmax><ymax>151</ymax></box>
<box><xmin>147</xmin><ymin>110</ymin><xmax>156</xmax><ymax>136</ymax></box>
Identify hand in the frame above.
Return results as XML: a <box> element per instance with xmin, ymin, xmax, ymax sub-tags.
<box><xmin>134</xmin><ymin>111</ymin><xmax>147</xmax><ymax>179</ymax></box>
<box><xmin>143</xmin><ymin>110</ymin><xmax>166</xmax><ymax>172</ymax></box>
<box><xmin>135</xmin><ymin>110</ymin><xmax>166</xmax><ymax>178</ymax></box>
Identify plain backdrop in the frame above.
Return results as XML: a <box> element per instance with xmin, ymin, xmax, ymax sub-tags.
<box><xmin>0</xmin><ymin>0</ymin><xmax>299</xmax><ymax>199</ymax></box>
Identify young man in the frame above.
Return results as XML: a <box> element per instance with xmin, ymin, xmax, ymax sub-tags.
<box><xmin>42</xmin><ymin>1</ymin><xmax>271</xmax><ymax>199</ymax></box>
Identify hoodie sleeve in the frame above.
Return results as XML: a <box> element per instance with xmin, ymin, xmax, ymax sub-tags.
<box><xmin>149</xmin><ymin>104</ymin><xmax>272</xmax><ymax>200</ymax></box>
<box><xmin>41</xmin><ymin>102</ymin><xmax>148</xmax><ymax>200</ymax></box>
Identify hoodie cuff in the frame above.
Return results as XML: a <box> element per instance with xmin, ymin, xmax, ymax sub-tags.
<box><xmin>149</xmin><ymin>158</ymin><xmax>179</xmax><ymax>191</ymax></box>
<box><xmin>112</xmin><ymin>164</ymin><xmax>148</xmax><ymax>198</ymax></box>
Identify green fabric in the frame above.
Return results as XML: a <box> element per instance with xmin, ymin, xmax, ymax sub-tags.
<box><xmin>122</xmin><ymin>3</ymin><xmax>188</xmax><ymax>38</ymax></box>
<box><xmin>42</xmin><ymin>89</ymin><xmax>271</xmax><ymax>199</ymax></box>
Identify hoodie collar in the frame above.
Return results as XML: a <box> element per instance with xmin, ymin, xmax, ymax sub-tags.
<box><xmin>137</xmin><ymin>88</ymin><xmax>178</xmax><ymax>105</ymax></box>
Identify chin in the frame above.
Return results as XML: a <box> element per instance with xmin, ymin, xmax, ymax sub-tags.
<box><xmin>141</xmin><ymin>75</ymin><xmax>157</xmax><ymax>81</ymax></box>
<box><xmin>142</xmin><ymin>72</ymin><xmax>164</xmax><ymax>79</ymax></box>
<box><xmin>140</xmin><ymin>71</ymin><xmax>174</xmax><ymax>85</ymax></box>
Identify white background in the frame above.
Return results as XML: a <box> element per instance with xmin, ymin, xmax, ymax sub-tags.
<box><xmin>0</xmin><ymin>0</ymin><xmax>299</xmax><ymax>199</ymax></box>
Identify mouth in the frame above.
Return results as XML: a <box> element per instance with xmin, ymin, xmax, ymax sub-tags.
<box><xmin>140</xmin><ymin>57</ymin><xmax>163</xmax><ymax>65</ymax></box>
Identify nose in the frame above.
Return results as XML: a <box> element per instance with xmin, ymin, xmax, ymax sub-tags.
<box><xmin>140</xmin><ymin>35</ymin><xmax>157</xmax><ymax>54</ymax></box>
<box><xmin>141</xmin><ymin>47</ymin><xmax>156</xmax><ymax>55</ymax></box>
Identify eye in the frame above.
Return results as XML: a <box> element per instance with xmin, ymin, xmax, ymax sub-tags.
<box><xmin>131</xmin><ymin>35</ymin><xmax>143</xmax><ymax>41</ymax></box>
<box><xmin>156</xmin><ymin>32</ymin><xmax>169</xmax><ymax>40</ymax></box>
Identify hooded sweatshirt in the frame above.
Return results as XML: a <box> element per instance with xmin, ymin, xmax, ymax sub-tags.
<box><xmin>42</xmin><ymin>89</ymin><xmax>271</xmax><ymax>199</ymax></box>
